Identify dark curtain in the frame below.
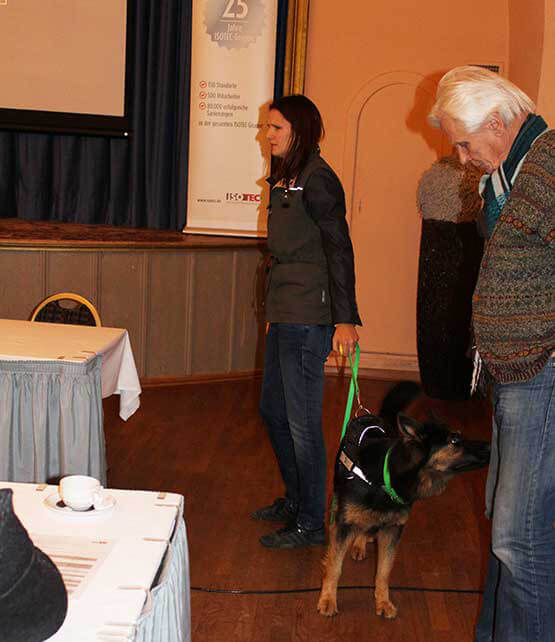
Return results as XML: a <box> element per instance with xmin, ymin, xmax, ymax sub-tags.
<box><xmin>273</xmin><ymin>0</ymin><xmax>289</xmax><ymax>98</ymax></box>
<box><xmin>0</xmin><ymin>0</ymin><xmax>192</xmax><ymax>230</ymax></box>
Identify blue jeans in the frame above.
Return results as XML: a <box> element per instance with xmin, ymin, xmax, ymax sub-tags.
<box><xmin>475</xmin><ymin>357</ymin><xmax>555</xmax><ymax>642</ymax></box>
<box><xmin>260</xmin><ymin>323</ymin><xmax>334</xmax><ymax>531</ymax></box>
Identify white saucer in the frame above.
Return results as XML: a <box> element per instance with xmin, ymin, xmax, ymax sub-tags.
<box><xmin>44</xmin><ymin>492</ymin><xmax>116</xmax><ymax>516</ymax></box>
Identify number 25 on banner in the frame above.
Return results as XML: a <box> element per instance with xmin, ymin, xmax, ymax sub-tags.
<box><xmin>223</xmin><ymin>0</ymin><xmax>248</xmax><ymax>19</ymax></box>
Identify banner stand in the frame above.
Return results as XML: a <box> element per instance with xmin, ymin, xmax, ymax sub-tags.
<box><xmin>184</xmin><ymin>0</ymin><xmax>278</xmax><ymax>238</ymax></box>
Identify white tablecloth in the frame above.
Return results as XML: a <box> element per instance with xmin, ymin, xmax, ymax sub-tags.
<box><xmin>2</xmin><ymin>482</ymin><xmax>190</xmax><ymax>642</ymax></box>
<box><xmin>0</xmin><ymin>320</ymin><xmax>142</xmax><ymax>484</ymax></box>
<box><xmin>0</xmin><ymin>319</ymin><xmax>142</xmax><ymax>420</ymax></box>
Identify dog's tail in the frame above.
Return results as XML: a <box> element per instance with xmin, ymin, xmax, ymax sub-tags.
<box><xmin>379</xmin><ymin>381</ymin><xmax>423</xmax><ymax>427</ymax></box>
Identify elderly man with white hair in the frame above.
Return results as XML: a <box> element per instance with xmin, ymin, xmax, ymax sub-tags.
<box><xmin>429</xmin><ymin>66</ymin><xmax>555</xmax><ymax>642</ymax></box>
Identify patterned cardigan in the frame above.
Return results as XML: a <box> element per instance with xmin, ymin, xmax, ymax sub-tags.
<box><xmin>472</xmin><ymin>129</ymin><xmax>555</xmax><ymax>383</ymax></box>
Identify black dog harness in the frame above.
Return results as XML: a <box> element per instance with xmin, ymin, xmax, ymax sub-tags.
<box><xmin>339</xmin><ymin>413</ymin><xmax>406</xmax><ymax>505</ymax></box>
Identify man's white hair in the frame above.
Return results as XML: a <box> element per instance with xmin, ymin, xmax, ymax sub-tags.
<box><xmin>428</xmin><ymin>66</ymin><xmax>535</xmax><ymax>133</ymax></box>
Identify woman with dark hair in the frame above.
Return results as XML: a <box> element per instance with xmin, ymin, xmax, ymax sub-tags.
<box><xmin>253</xmin><ymin>94</ymin><xmax>361</xmax><ymax>549</ymax></box>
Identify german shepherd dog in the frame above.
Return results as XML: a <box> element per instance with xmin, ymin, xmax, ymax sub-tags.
<box><xmin>317</xmin><ymin>381</ymin><xmax>489</xmax><ymax>619</ymax></box>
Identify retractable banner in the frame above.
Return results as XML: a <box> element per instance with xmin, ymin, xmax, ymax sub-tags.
<box><xmin>184</xmin><ymin>0</ymin><xmax>278</xmax><ymax>237</ymax></box>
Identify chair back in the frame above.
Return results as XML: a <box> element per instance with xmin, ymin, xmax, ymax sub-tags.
<box><xmin>30</xmin><ymin>293</ymin><xmax>101</xmax><ymax>327</ymax></box>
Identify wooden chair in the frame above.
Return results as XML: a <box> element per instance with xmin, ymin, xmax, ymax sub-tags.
<box><xmin>30</xmin><ymin>293</ymin><xmax>102</xmax><ymax>327</ymax></box>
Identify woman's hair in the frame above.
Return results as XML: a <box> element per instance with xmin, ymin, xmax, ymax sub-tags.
<box><xmin>269</xmin><ymin>94</ymin><xmax>324</xmax><ymax>182</ymax></box>
<box><xmin>428</xmin><ymin>66</ymin><xmax>535</xmax><ymax>133</ymax></box>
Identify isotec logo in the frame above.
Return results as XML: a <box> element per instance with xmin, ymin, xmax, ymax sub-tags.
<box><xmin>226</xmin><ymin>192</ymin><xmax>261</xmax><ymax>202</ymax></box>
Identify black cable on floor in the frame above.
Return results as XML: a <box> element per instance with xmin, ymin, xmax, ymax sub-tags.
<box><xmin>191</xmin><ymin>585</ymin><xmax>483</xmax><ymax>595</ymax></box>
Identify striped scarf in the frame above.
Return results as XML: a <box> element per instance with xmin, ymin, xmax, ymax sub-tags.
<box><xmin>479</xmin><ymin>114</ymin><xmax>548</xmax><ymax>238</ymax></box>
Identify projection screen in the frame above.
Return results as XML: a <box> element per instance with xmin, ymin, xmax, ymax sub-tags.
<box><xmin>0</xmin><ymin>0</ymin><xmax>130</xmax><ymax>136</ymax></box>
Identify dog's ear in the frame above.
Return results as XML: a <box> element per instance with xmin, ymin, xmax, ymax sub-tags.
<box><xmin>397</xmin><ymin>413</ymin><xmax>425</xmax><ymax>441</ymax></box>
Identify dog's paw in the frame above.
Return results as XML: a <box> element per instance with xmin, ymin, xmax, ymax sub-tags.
<box><xmin>317</xmin><ymin>596</ymin><xmax>338</xmax><ymax>617</ymax></box>
<box><xmin>375</xmin><ymin>599</ymin><xmax>398</xmax><ymax>619</ymax></box>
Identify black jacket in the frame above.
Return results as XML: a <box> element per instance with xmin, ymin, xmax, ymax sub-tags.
<box><xmin>266</xmin><ymin>153</ymin><xmax>361</xmax><ymax>326</ymax></box>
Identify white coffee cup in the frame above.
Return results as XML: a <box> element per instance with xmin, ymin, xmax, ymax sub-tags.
<box><xmin>59</xmin><ymin>475</ymin><xmax>103</xmax><ymax>511</ymax></box>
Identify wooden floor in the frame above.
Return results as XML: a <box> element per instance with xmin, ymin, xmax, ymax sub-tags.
<box><xmin>103</xmin><ymin>376</ymin><xmax>492</xmax><ymax>642</ymax></box>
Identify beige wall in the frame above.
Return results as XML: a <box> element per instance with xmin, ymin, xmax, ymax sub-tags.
<box><xmin>508</xmin><ymin>0</ymin><xmax>544</xmax><ymax>103</ymax></box>
<box><xmin>305</xmin><ymin>0</ymin><xmax>511</xmax><ymax>372</ymax></box>
<box><xmin>536</xmin><ymin>1</ymin><xmax>555</xmax><ymax>124</ymax></box>
<box><xmin>507</xmin><ymin>0</ymin><xmax>555</xmax><ymax>124</ymax></box>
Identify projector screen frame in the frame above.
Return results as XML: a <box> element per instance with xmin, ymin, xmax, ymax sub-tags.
<box><xmin>0</xmin><ymin>1</ymin><xmax>134</xmax><ymax>138</ymax></box>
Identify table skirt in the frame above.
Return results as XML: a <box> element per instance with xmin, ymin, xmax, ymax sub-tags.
<box><xmin>135</xmin><ymin>517</ymin><xmax>191</xmax><ymax>642</ymax></box>
<box><xmin>0</xmin><ymin>357</ymin><xmax>106</xmax><ymax>484</ymax></box>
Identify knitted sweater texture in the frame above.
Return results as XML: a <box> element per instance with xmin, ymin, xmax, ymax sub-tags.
<box><xmin>472</xmin><ymin>129</ymin><xmax>555</xmax><ymax>383</ymax></box>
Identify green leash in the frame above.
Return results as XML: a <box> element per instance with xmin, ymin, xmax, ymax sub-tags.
<box><xmin>340</xmin><ymin>342</ymin><xmax>361</xmax><ymax>441</ymax></box>
<box><xmin>382</xmin><ymin>445</ymin><xmax>406</xmax><ymax>505</ymax></box>
<box><xmin>329</xmin><ymin>344</ymin><xmax>361</xmax><ymax>525</ymax></box>
<box><xmin>329</xmin><ymin>344</ymin><xmax>406</xmax><ymax>525</ymax></box>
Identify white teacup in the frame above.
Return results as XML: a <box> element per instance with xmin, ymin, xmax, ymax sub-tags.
<box><xmin>59</xmin><ymin>475</ymin><xmax>103</xmax><ymax>511</ymax></box>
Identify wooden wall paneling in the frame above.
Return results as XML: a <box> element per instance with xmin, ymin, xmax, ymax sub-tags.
<box><xmin>44</xmin><ymin>251</ymin><xmax>98</xmax><ymax>307</ymax></box>
<box><xmin>0</xmin><ymin>242</ymin><xmax>266</xmax><ymax>381</ymax></box>
<box><xmin>0</xmin><ymin>250</ymin><xmax>45</xmax><ymax>320</ymax></box>
<box><xmin>189</xmin><ymin>250</ymin><xmax>234</xmax><ymax>374</ymax></box>
<box><xmin>184</xmin><ymin>252</ymin><xmax>195</xmax><ymax>376</ymax></box>
<box><xmin>95</xmin><ymin>252</ymin><xmax>102</xmax><ymax>325</ymax></box>
<box><xmin>228</xmin><ymin>251</ymin><xmax>238</xmax><ymax>373</ymax></box>
<box><xmin>99</xmin><ymin>251</ymin><xmax>146</xmax><ymax>376</ymax></box>
<box><xmin>231</xmin><ymin>248</ymin><xmax>265</xmax><ymax>372</ymax></box>
<box><xmin>140</xmin><ymin>250</ymin><xmax>149</xmax><ymax>377</ymax></box>
<box><xmin>146</xmin><ymin>251</ymin><xmax>190</xmax><ymax>378</ymax></box>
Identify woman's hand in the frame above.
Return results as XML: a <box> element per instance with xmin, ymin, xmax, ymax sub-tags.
<box><xmin>333</xmin><ymin>323</ymin><xmax>359</xmax><ymax>356</ymax></box>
